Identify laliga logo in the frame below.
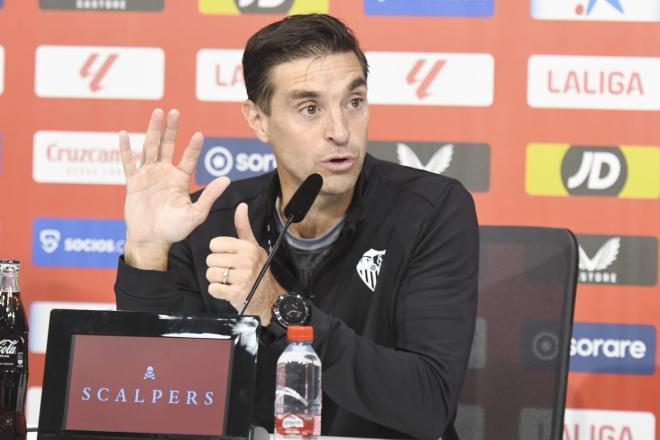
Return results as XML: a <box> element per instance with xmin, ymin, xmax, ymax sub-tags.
<box><xmin>40</xmin><ymin>229</ymin><xmax>62</xmax><ymax>254</ymax></box>
<box><xmin>396</xmin><ymin>142</ymin><xmax>453</xmax><ymax>174</ymax></box>
<box><xmin>80</xmin><ymin>53</ymin><xmax>118</xmax><ymax>93</ymax></box>
<box><xmin>204</xmin><ymin>145</ymin><xmax>276</xmax><ymax>177</ymax></box>
<box><xmin>406</xmin><ymin>59</ymin><xmax>446</xmax><ymax>99</ymax></box>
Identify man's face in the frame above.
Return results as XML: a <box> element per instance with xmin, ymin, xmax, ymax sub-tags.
<box><xmin>254</xmin><ymin>52</ymin><xmax>369</xmax><ymax>198</ymax></box>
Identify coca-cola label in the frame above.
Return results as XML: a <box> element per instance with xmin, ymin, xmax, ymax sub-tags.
<box><xmin>0</xmin><ymin>338</ymin><xmax>25</xmax><ymax>369</ymax></box>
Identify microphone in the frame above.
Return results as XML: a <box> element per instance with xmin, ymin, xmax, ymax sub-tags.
<box><xmin>238</xmin><ymin>173</ymin><xmax>323</xmax><ymax>316</ymax></box>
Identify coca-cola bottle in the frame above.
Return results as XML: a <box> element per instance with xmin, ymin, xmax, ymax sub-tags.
<box><xmin>0</xmin><ymin>260</ymin><xmax>28</xmax><ymax>440</ymax></box>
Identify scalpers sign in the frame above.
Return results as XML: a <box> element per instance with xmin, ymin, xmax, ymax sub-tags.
<box><xmin>79</xmin><ymin>382</ymin><xmax>215</xmax><ymax>407</ymax></box>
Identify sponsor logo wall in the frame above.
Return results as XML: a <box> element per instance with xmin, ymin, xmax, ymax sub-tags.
<box><xmin>0</xmin><ymin>1</ymin><xmax>658</xmax><ymax>437</ymax></box>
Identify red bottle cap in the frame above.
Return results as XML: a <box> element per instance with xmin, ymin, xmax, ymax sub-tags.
<box><xmin>288</xmin><ymin>326</ymin><xmax>313</xmax><ymax>342</ymax></box>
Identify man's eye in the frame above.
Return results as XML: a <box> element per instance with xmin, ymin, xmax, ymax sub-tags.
<box><xmin>301</xmin><ymin>105</ymin><xmax>318</xmax><ymax>115</ymax></box>
<box><xmin>349</xmin><ymin>97</ymin><xmax>364</xmax><ymax>109</ymax></box>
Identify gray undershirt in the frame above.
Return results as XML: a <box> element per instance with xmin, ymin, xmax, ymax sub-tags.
<box><xmin>274</xmin><ymin>201</ymin><xmax>345</xmax><ymax>289</ymax></box>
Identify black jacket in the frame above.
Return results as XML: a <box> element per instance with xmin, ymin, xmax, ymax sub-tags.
<box><xmin>115</xmin><ymin>154</ymin><xmax>479</xmax><ymax>440</ymax></box>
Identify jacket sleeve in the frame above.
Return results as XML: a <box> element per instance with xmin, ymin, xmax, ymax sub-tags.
<box><xmin>114</xmin><ymin>238</ymin><xmax>231</xmax><ymax>314</ymax></box>
<box><xmin>311</xmin><ymin>184</ymin><xmax>479</xmax><ymax>440</ymax></box>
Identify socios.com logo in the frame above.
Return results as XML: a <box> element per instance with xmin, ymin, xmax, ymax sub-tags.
<box><xmin>570</xmin><ymin>322</ymin><xmax>656</xmax><ymax>375</ymax></box>
<box><xmin>526</xmin><ymin>144</ymin><xmax>659</xmax><ymax>199</ymax></box>
<box><xmin>33</xmin><ymin>218</ymin><xmax>125</xmax><ymax>268</ymax></box>
<box><xmin>364</xmin><ymin>0</ymin><xmax>494</xmax><ymax>17</ymax></box>
<box><xmin>196</xmin><ymin>138</ymin><xmax>276</xmax><ymax>184</ymax></box>
<box><xmin>199</xmin><ymin>0</ymin><xmax>327</xmax><ymax>15</ymax></box>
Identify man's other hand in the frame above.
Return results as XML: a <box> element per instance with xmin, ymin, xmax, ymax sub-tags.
<box><xmin>119</xmin><ymin>108</ymin><xmax>230</xmax><ymax>271</ymax></box>
<box><xmin>206</xmin><ymin>203</ymin><xmax>282</xmax><ymax>325</ymax></box>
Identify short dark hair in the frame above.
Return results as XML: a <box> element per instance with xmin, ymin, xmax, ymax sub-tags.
<box><xmin>242</xmin><ymin>14</ymin><xmax>369</xmax><ymax>115</ymax></box>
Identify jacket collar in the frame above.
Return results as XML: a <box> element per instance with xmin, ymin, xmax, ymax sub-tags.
<box><xmin>251</xmin><ymin>153</ymin><xmax>377</xmax><ymax>245</ymax></box>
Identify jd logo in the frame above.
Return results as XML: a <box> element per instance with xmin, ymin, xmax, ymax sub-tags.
<box><xmin>235</xmin><ymin>0</ymin><xmax>294</xmax><ymax>13</ymax></box>
<box><xmin>561</xmin><ymin>147</ymin><xmax>627</xmax><ymax>195</ymax></box>
<box><xmin>397</xmin><ymin>142</ymin><xmax>453</xmax><ymax>174</ymax></box>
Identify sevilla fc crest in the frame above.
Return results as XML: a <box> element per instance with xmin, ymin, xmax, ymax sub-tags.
<box><xmin>356</xmin><ymin>249</ymin><xmax>386</xmax><ymax>292</ymax></box>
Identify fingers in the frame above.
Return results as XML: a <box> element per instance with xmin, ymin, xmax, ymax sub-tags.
<box><xmin>118</xmin><ymin>130</ymin><xmax>136</xmax><ymax>177</ymax></box>
<box><xmin>206</xmin><ymin>248</ymin><xmax>259</xmax><ymax>269</ymax></box>
<box><xmin>234</xmin><ymin>203</ymin><xmax>257</xmax><ymax>243</ymax></box>
<box><xmin>143</xmin><ymin>108</ymin><xmax>164</xmax><ymax>163</ymax></box>
<box><xmin>192</xmin><ymin>176</ymin><xmax>231</xmax><ymax>226</ymax></box>
<box><xmin>177</xmin><ymin>132</ymin><xmax>205</xmax><ymax>175</ymax></box>
<box><xmin>208</xmin><ymin>236</ymin><xmax>254</xmax><ymax>254</ymax></box>
<box><xmin>159</xmin><ymin>109</ymin><xmax>180</xmax><ymax>163</ymax></box>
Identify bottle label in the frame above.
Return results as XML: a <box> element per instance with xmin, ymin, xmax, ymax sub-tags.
<box><xmin>274</xmin><ymin>413</ymin><xmax>320</xmax><ymax>436</ymax></box>
<box><xmin>0</xmin><ymin>339</ymin><xmax>25</xmax><ymax>369</ymax></box>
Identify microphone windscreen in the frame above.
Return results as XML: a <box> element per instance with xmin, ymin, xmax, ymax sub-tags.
<box><xmin>284</xmin><ymin>174</ymin><xmax>323</xmax><ymax>223</ymax></box>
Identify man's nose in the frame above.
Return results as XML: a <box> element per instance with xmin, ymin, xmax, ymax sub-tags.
<box><xmin>324</xmin><ymin>107</ymin><xmax>350</xmax><ymax>146</ymax></box>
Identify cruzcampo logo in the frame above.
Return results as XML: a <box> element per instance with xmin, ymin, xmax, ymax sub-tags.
<box><xmin>199</xmin><ymin>0</ymin><xmax>328</xmax><ymax>14</ymax></box>
<box><xmin>526</xmin><ymin>144</ymin><xmax>659</xmax><ymax>199</ymax></box>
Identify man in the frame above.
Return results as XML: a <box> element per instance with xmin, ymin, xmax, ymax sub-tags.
<box><xmin>115</xmin><ymin>14</ymin><xmax>478</xmax><ymax>440</ymax></box>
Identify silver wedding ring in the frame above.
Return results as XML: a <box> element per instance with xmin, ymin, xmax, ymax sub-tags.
<box><xmin>221</xmin><ymin>267</ymin><xmax>231</xmax><ymax>285</ymax></box>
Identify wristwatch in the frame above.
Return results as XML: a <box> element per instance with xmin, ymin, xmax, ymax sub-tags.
<box><xmin>271</xmin><ymin>292</ymin><xmax>311</xmax><ymax>329</ymax></box>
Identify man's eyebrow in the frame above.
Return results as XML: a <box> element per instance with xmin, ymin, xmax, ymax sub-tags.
<box><xmin>288</xmin><ymin>90</ymin><xmax>320</xmax><ymax>101</ymax></box>
<box><xmin>348</xmin><ymin>77</ymin><xmax>367</xmax><ymax>92</ymax></box>
<box><xmin>288</xmin><ymin>77</ymin><xmax>367</xmax><ymax>102</ymax></box>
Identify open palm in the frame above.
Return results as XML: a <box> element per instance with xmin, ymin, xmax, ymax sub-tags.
<box><xmin>119</xmin><ymin>109</ymin><xmax>230</xmax><ymax>268</ymax></box>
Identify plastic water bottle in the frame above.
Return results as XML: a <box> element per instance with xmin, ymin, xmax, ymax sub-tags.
<box><xmin>274</xmin><ymin>326</ymin><xmax>321</xmax><ymax>439</ymax></box>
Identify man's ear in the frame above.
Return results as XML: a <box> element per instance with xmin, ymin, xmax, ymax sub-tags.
<box><xmin>242</xmin><ymin>100</ymin><xmax>269</xmax><ymax>143</ymax></box>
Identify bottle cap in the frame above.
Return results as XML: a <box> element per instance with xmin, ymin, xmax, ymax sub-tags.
<box><xmin>0</xmin><ymin>260</ymin><xmax>20</xmax><ymax>273</ymax></box>
<box><xmin>287</xmin><ymin>326</ymin><xmax>313</xmax><ymax>342</ymax></box>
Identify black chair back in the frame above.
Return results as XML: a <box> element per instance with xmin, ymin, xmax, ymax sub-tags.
<box><xmin>456</xmin><ymin>226</ymin><xmax>578</xmax><ymax>440</ymax></box>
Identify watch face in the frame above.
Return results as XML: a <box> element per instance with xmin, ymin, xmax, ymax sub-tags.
<box><xmin>279</xmin><ymin>295</ymin><xmax>308</xmax><ymax>325</ymax></box>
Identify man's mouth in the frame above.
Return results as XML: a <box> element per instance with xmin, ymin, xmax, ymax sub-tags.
<box><xmin>321</xmin><ymin>155</ymin><xmax>356</xmax><ymax>171</ymax></box>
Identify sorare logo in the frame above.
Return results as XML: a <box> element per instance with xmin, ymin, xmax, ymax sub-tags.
<box><xmin>39</xmin><ymin>0</ymin><xmax>164</xmax><ymax>11</ymax></box>
<box><xmin>570</xmin><ymin>322</ymin><xmax>656</xmax><ymax>375</ymax></box>
<box><xmin>199</xmin><ymin>0</ymin><xmax>328</xmax><ymax>15</ymax></box>
<box><xmin>33</xmin><ymin>218</ymin><xmax>126</xmax><ymax>268</ymax></box>
<box><xmin>365</xmin><ymin>0</ymin><xmax>494</xmax><ymax>17</ymax></box>
<box><xmin>368</xmin><ymin>141</ymin><xmax>490</xmax><ymax>192</ymax></box>
<box><xmin>195</xmin><ymin>138</ymin><xmax>276</xmax><ymax>184</ymax></box>
<box><xmin>526</xmin><ymin>144</ymin><xmax>659</xmax><ymax>199</ymax></box>
<box><xmin>531</xmin><ymin>0</ymin><xmax>660</xmax><ymax>22</ymax></box>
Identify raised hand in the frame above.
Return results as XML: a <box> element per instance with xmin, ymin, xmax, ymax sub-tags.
<box><xmin>206</xmin><ymin>203</ymin><xmax>282</xmax><ymax>324</ymax></box>
<box><xmin>119</xmin><ymin>108</ymin><xmax>230</xmax><ymax>270</ymax></box>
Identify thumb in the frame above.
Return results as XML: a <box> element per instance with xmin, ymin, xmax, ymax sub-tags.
<box><xmin>235</xmin><ymin>202</ymin><xmax>257</xmax><ymax>243</ymax></box>
<box><xmin>192</xmin><ymin>176</ymin><xmax>230</xmax><ymax>226</ymax></box>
